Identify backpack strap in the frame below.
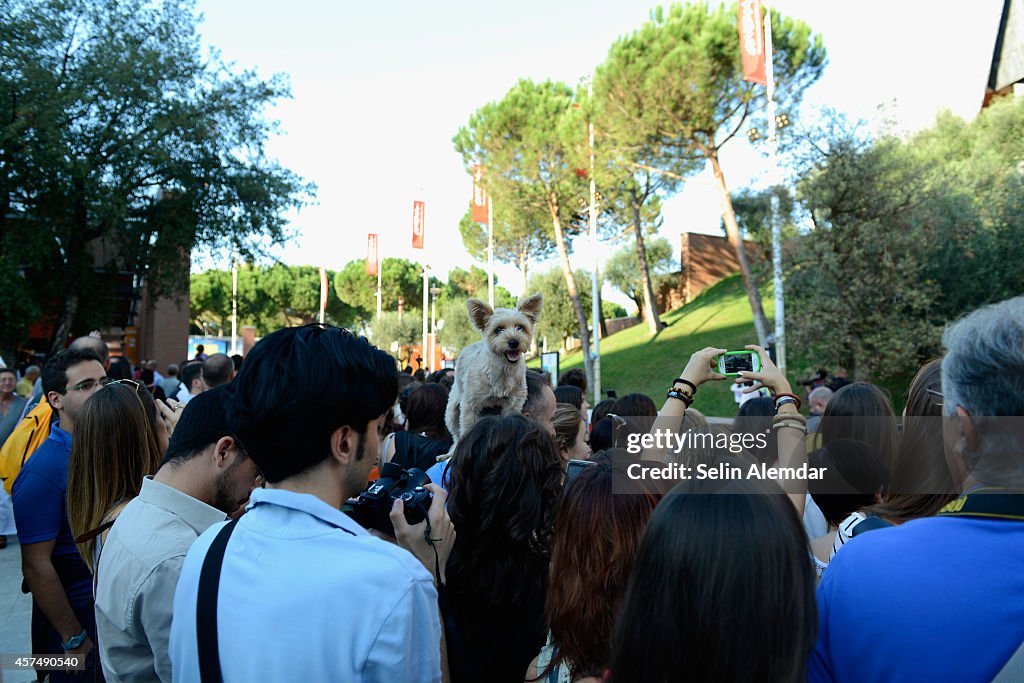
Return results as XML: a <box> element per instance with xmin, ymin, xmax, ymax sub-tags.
<box><xmin>850</xmin><ymin>515</ymin><xmax>893</xmax><ymax>537</ymax></box>
<box><xmin>992</xmin><ymin>637</ymin><xmax>1024</xmax><ymax>683</ymax></box>
<box><xmin>197</xmin><ymin>519</ymin><xmax>238</xmax><ymax>683</ymax></box>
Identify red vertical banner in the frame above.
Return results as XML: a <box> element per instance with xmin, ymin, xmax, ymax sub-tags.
<box><xmin>318</xmin><ymin>266</ymin><xmax>328</xmax><ymax>318</ymax></box>
<box><xmin>738</xmin><ymin>0</ymin><xmax>766</xmax><ymax>86</ymax></box>
<box><xmin>366</xmin><ymin>233</ymin><xmax>378</xmax><ymax>275</ymax></box>
<box><xmin>471</xmin><ymin>165</ymin><xmax>489</xmax><ymax>224</ymax></box>
<box><xmin>412</xmin><ymin>200</ymin><xmax>425</xmax><ymax>249</ymax></box>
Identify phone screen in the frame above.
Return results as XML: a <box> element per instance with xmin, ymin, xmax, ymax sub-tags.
<box><xmin>723</xmin><ymin>353</ymin><xmax>755</xmax><ymax>374</ymax></box>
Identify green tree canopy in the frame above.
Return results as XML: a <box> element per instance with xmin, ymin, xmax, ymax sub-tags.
<box><xmin>594</xmin><ymin>1</ymin><xmax>825</xmax><ymax>348</ymax></box>
<box><xmin>0</xmin><ymin>0</ymin><xmax>313</xmax><ymax>357</ymax></box>
<box><xmin>604</xmin><ymin>236</ymin><xmax>677</xmax><ymax>319</ymax></box>
<box><xmin>454</xmin><ymin>78</ymin><xmax>596</xmax><ymax>388</ymax></box>
<box><xmin>334</xmin><ymin>257</ymin><xmax>440</xmax><ymax>323</ymax></box>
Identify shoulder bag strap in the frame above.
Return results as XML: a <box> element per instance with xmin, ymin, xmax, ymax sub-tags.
<box><xmin>992</xmin><ymin>637</ymin><xmax>1024</xmax><ymax>683</ymax></box>
<box><xmin>197</xmin><ymin>519</ymin><xmax>238</xmax><ymax>683</ymax></box>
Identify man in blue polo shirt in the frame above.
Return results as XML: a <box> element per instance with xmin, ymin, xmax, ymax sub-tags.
<box><xmin>13</xmin><ymin>347</ymin><xmax>107</xmax><ymax>679</ymax></box>
<box><xmin>810</xmin><ymin>296</ymin><xmax>1024</xmax><ymax>682</ymax></box>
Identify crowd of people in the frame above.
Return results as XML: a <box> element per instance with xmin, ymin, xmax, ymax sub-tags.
<box><xmin>0</xmin><ymin>294</ymin><xmax>1021</xmax><ymax>682</ymax></box>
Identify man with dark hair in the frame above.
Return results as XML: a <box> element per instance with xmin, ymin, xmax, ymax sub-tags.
<box><xmin>201</xmin><ymin>353</ymin><xmax>234</xmax><ymax>389</ymax></box>
<box><xmin>169</xmin><ymin>325</ymin><xmax>450</xmax><ymax>681</ymax></box>
<box><xmin>558</xmin><ymin>367</ymin><xmax>588</xmax><ymax>394</ymax></box>
<box><xmin>175</xmin><ymin>362</ymin><xmax>203</xmax><ymax>405</ymax></box>
<box><xmin>94</xmin><ymin>386</ymin><xmax>259</xmax><ymax>682</ymax></box>
<box><xmin>522</xmin><ymin>368</ymin><xmax>557</xmax><ymax>436</ymax></box>
<box><xmin>12</xmin><ymin>348</ymin><xmax>107</xmax><ymax>678</ymax></box>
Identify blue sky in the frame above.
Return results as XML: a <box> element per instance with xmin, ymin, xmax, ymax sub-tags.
<box><xmin>193</xmin><ymin>0</ymin><xmax>1004</xmax><ymax>308</ymax></box>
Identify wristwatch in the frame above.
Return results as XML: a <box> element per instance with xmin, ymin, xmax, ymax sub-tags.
<box><xmin>61</xmin><ymin>628</ymin><xmax>88</xmax><ymax>650</ymax></box>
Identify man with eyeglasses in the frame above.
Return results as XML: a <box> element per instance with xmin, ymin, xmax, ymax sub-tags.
<box><xmin>12</xmin><ymin>347</ymin><xmax>108</xmax><ymax>680</ymax></box>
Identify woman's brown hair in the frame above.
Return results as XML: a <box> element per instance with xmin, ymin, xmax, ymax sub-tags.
<box><xmin>552</xmin><ymin>402</ymin><xmax>584</xmax><ymax>453</ymax></box>
<box><xmin>864</xmin><ymin>359</ymin><xmax>956</xmax><ymax>522</ymax></box>
<box><xmin>541</xmin><ymin>458</ymin><xmax>661</xmax><ymax>680</ymax></box>
<box><xmin>67</xmin><ymin>382</ymin><xmax>162</xmax><ymax>572</ymax></box>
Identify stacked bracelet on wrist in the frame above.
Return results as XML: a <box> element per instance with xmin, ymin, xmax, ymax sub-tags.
<box><xmin>673</xmin><ymin>378</ymin><xmax>698</xmax><ymax>395</ymax></box>
<box><xmin>667</xmin><ymin>387</ymin><xmax>694</xmax><ymax>406</ymax></box>
<box><xmin>774</xmin><ymin>392</ymin><xmax>802</xmax><ymax>411</ymax></box>
<box><xmin>772</xmin><ymin>411</ymin><xmax>808</xmax><ymax>433</ymax></box>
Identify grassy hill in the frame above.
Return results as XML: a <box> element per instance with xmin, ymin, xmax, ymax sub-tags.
<box><xmin>536</xmin><ymin>275</ymin><xmax>912</xmax><ymax>417</ymax></box>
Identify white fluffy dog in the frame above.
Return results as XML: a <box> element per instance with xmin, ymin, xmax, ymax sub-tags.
<box><xmin>445</xmin><ymin>293</ymin><xmax>543</xmax><ymax>444</ymax></box>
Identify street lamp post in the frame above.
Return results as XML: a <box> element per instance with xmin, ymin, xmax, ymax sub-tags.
<box><xmin>430</xmin><ymin>286</ymin><xmax>441</xmax><ymax>370</ymax></box>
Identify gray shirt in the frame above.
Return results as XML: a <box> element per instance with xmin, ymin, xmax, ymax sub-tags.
<box><xmin>95</xmin><ymin>477</ymin><xmax>226</xmax><ymax>682</ymax></box>
<box><xmin>0</xmin><ymin>394</ymin><xmax>27</xmax><ymax>449</ymax></box>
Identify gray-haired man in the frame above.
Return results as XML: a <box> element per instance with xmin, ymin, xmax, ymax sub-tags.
<box><xmin>810</xmin><ymin>296</ymin><xmax>1024</xmax><ymax>682</ymax></box>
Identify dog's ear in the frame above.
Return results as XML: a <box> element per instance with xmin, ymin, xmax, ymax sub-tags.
<box><xmin>516</xmin><ymin>293</ymin><xmax>543</xmax><ymax>326</ymax></box>
<box><xmin>467</xmin><ymin>298</ymin><xmax>493</xmax><ymax>333</ymax></box>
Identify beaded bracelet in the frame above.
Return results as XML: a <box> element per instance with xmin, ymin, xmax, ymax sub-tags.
<box><xmin>773</xmin><ymin>420</ymin><xmax>808</xmax><ymax>433</ymax></box>
<box><xmin>673</xmin><ymin>378</ymin><xmax>698</xmax><ymax>395</ymax></box>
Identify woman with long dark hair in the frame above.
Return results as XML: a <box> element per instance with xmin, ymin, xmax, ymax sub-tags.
<box><xmin>528</xmin><ymin>458</ymin><xmax>661</xmax><ymax>682</ymax></box>
<box><xmin>610</xmin><ymin>474</ymin><xmax>817</xmax><ymax>683</ymax></box>
<box><xmin>444</xmin><ymin>414</ymin><xmax>564</xmax><ymax>683</ymax></box>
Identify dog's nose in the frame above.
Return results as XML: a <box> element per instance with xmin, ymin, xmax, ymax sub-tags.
<box><xmin>507</xmin><ymin>339</ymin><xmax>519</xmax><ymax>349</ymax></box>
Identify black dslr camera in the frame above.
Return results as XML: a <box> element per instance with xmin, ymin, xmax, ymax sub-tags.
<box><xmin>344</xmin><ymin>462</ymin><xmax>432</xmax><ymax>535</ymax></box>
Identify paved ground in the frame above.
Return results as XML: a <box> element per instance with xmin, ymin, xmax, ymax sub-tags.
<box><xmin>0</xmin><ymin>537</ymin><xmax>44</xmax><ymax>683</ymax></box>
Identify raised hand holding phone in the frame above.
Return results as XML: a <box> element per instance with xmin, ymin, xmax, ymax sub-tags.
<box><xmin>679</xmin><ymin>347</ymin><xmax>728</xmax><ymax>389</ymax></box>
<box><xmin>737</xmin><ymin>344</ymin><xmax>792</xmax><ymax>396</ymax></box>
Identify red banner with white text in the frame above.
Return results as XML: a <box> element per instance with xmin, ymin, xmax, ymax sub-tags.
<box><xmin>738</xmin><ymin>0</ymin><xmax>766</xmax><ymax>86</ymax></box>
<box><xmin>471</xmin><ymin>165</ymin><xmax>489</xmax><ymax>224</ymax></box>
<box><xmin>366</xmin><ymin>233</ymin><xmax>378</xmax><ymax>276</ymax></box>
<box><xmin>412</xmin><ymin>201</ymin><xmax>425</xmax><ymax>249</ymax></box>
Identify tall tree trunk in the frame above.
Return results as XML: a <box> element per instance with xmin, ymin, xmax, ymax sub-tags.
<box><xmin>630</xmin><ymin>188</ymin><xmax>664</xmax><ymax>334</ymax></box>
<box><xmin>597</xmin><ymin>283</ymin><xmax>608</xmax><ymax>338</ymax></box>
<box><xmin>709</xmin><ymin>154</ymin><xmax>769</xmax><ymax>348</ymax></box>
<box><xmin>548</xmin><ymin>194</ymin><xmax>593</xmax><ymax>389</ymax></box>
<box><xmin>519</xmin><ymin>249</ymin><xmax>529</xmax><ymax>294</ymax></box>
<box><xmin>49</xmin><ymin>291</ymin><xmax>79</xmax><ymax>357</ymax></box>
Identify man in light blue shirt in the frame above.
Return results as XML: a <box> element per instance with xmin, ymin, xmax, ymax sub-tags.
<box><xmin>170</xmin><ymin>325</ymin><xmax>451</xmax><ymax>682</ymax></box>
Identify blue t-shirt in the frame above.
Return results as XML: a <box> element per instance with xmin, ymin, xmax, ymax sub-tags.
<box><xmin>12</xmin><ymin>423</ymin><xmax>92</xmax><ymax>603</ymax></box>
<box><xmin>425</xmin><ymin>460</ymin><xmax>451</xmax><ymax>493</ymax></box>
<box><xmin>810</xmin><ymin>515</ymin><xmax>1024</xmax><ymax>683</ymax></box>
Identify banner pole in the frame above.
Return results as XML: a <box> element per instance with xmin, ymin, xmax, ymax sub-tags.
<box><xmin>487</xmin><ymin>199</ymin><xmax>494</xmax><ymax>308</ymax></box>
<box><xmin>764</xmin><ymin>3</ymin><xmax>786</xmax><ymax>375</ymax></box>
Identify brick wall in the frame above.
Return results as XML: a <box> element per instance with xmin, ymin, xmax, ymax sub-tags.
<box><xmin>656</xmin><ymin>232</ymin><xmax>764</xmax><ymax>311</ymax></box>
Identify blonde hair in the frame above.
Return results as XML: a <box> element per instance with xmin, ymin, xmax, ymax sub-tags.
<box><xmin>552</xmin><ymin>402</ymin><xmax>584</xmax><ymax>452</ymax></box>
<box><xmin>67</xmin><ymin>383</ymin><xmax>162</xmax><ymax>572</ymax></box>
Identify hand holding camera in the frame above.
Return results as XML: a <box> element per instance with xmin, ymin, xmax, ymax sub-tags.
<box><xmin>391</xmin><ymin>482</ymin><xmax>455</xmax><ymax>584</ymax></box>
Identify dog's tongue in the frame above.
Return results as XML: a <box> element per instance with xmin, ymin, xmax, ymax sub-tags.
<box><xmin>505</xmin><ymin>351</ymin><xmax>521</xmax><ymax>363</ymax></box>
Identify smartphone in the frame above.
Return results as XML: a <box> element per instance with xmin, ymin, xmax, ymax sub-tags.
<box><xmin>606</xmin><ymin>389</ymin><xmax>617</xmax><ymax>399</ymax></box>
<box><xmin>717</xmin><ymin>350</ymin><xmax>761</xmax><ymax>377</ymax></box>
<box><xmin>566</xmin><ymin>459</ymin><xmax>597</xmax><ymax>487</ymax></box>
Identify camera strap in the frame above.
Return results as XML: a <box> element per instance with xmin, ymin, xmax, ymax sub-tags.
<box><xmin>938</xmin><ymin>487</ymin><xmax>1024</xmax><ymax>521</ymax></box>
<box><xmin>197</xmin><ymin>519</ymin><xmax>238</xmax><ymax>683</ymax></box>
